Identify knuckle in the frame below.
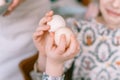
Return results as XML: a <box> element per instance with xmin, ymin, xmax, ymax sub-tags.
<box><xmin>58</xmin><ymin>48</ymin><xmax>65</xmax><ymax>53</ymax></box>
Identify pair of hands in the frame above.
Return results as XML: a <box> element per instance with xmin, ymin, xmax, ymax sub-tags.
<box><xmin>3</xmin><ymin>0</ymin><xmax>25</xmax><ymax>16</ymax></box>
<box><xmin>33</xmin><ymin>11</ymin><xmax>80</xmax><ymax>70</ymax></box>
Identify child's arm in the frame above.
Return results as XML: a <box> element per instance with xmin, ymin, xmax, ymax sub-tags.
<box><xmin>43</xmin><ymin>31</ymin><xmax>80</xmax><ymax>79</ymax></box>
<box><xmin>33</xmin><ymin>11</ymin><xmax>53</xmax><ymax>72</ymax></box>
<box><xmin>33</xmin><ymin>11</ymin><xmax>80</xmax><ymax>80</ymax></box>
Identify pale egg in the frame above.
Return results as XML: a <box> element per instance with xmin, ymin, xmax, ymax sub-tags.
<box><xmin>55</xmin><ymin>27</ymin><xmax>73</xmax><ymax>47</ymax></box>
<box><xmin>0</xmin><ymin>0</ymin><xmax>6</xmax><ymax>6</ymax></box>
<box><xmin>47</xmin><ymin>15</ymin><xmax>66</xmax><ymax>32</ymax></box>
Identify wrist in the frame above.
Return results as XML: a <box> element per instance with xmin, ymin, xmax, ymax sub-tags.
<box><xmin>37</xmin><ymin>52</ymin><xmax>47</xmax><ymax>72</ymax></box>
<box><xmin>46</xmin><ymin>58</ymin><xmax>64</xmax><ymax>77</ymax></box>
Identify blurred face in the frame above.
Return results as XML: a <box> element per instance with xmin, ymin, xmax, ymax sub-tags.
<box><xmin>100</xmin><ymin>0</ymin><xmax>120</xmax><ymax>26</ymax></box>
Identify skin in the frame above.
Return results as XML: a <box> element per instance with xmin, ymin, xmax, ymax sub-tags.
<box><xmin>99</xmin><ymin>0</ymin><xmax>120</xmax><ymax>29</ymax></box>
<box><xmin>37</xmin><ymin>0</ymin><xmax>120</xmax><ymax>76</ymax></box>
<box><xmin>3</xmin><ymin>0</ymin><xmax>25</xmax><ymax>16</ymax></box>
<box><xmin>33</xmin><ymin>11</ymin><xmax>80</xmax><ymax>76</ymax></box>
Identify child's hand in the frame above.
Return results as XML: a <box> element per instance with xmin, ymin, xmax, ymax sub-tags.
<box><xmin>45</xmin><ymin>33</ymin><xmax>80</xmax><ymax>76</ymax></box>
<box><xmin>33</xmin><ymin>11</ymin><xmax>53</xmax><ymax>57</ymax></box>
<box><xmin>33</xmin><ymin>11</ymin><xmax>53</xmax><ymax>72</ymax></box>
<box><xmin>3</xmin><ymin>0</ymin><xmax>25</xmax><ymax>16</ymax></box>
<box><xmin>46</xmin><ymin>34</ymin><xmax>79</xmax><ymax>64</ymax></box>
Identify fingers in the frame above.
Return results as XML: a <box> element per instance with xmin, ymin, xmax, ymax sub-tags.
<box><xmin>36</xmin><ymin>25</ymin><xmax>50</xmax><ymax>32</ymax></box>
<box><xmin>33</xmin><ymin>31</ymin><xmax>43</xmax><ymax>41</ymax></box>
<box><xmin>45</xmin><ymin>10</ymin><xmax>54</xmax><ymax>17</ymax></box>
<box><xmin>46</xmin><ymin>32</ymin><xmax>55</xmax><ymax>51</ymax></box>
<box><xmin>39</xmin><ymin>10</ymin><xmax>54</xmax><ymax>26</ymax></box>
<box><xmin>33</xmin><ymin>25</ymin><xmax>50</xmax><ymax>41</ymax></box>
<box><xmin>63</xmin><ymin>34</ymin><xmax>80</xmax><ymax>57</ymax></box>
<box><xmin>56</xmin><ymin>34</ymin><xmax>67</xmax><ymax>54</ymax></box>
<box><xmin>33</xmin><ymin>10</ymin><xmax>54</xmax><ymax>45</ymax></box>
<box><xmin>39</xmin><ymin>17</ymin><xmax>52</xmax><ymax>26</ymax></box>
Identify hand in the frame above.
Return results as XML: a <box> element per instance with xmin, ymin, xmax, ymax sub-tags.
<box><xmin>33</xmin><ymin>11</ymin><xmax>53</xmax><ymax>72</ymax></box>
<box><xmin>3</xmin><ymin>0</ymin><xmax>25</xmax><ymax>16</ymax></box>
<box><xmin>45</xmin><ymin>33</ymin><xmax>80</xmax><ymax>76</ymax></box>
<box><xmin>46</xmin><ymin>34</ymin><xmax>79</xmax><ymax>64</ymax></box>
<box><xmin>33</xmin><ymin>11</ymin><xmax>53</xmax><ymax>57</ymax></box>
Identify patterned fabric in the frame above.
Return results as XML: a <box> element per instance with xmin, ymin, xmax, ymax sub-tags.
<box><xmin>42</xmin><ymin>73</ymin><xmax>64</xmax><ymax>80</ymax></box>
<box><xmin>42</xmin><ymin>18</ymin><xmax>120</xmax><ymax>80</ymax></box>
<box><xmin>66</xmin><ymin>18</ymin><xmax>120</xmax><ymax>80</ymax></box>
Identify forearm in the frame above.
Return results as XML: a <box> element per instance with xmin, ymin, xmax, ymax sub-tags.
<box><xmin>41</xmin><ymin>59</ymin><xmax>64</xmax><ymax>80</ymax></box>
<box><xmin>37</xmin><ymin>53</ymin><xmax>47</xmax><ymax>72</ymax></box>
<box><xmin>45</xmin><ymin>59</ymin><xmax>64</xmax><ymax>77</ymax></box>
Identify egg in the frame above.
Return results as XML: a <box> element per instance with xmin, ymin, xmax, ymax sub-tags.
<box><xmin>0</xmin><ymin>0</ymin><xmax>6</xmax><ymax>6</ymax></box>
<box><xmin>47</xmin><ymin>15</ymin><xmax>66</xmax><ymax>32</ymax></box>
<box><xmin>55</xmin><ymin>27</ymin><xmax>73</xmax><ymax>47</ymax></box>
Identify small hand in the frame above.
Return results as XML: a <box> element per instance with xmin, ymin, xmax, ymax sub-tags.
<box><xmin>33</xmin><ymin>11</ymin><xmax>53</xmax><ymax>57</ymax></box>
<box><xmin>3</xmin><ymin>0</ymin><xmax>25</xmax><ymax>16</ymax></box>
<box><xmin>33</xmin><ymin>11</ymin><xmax>54</xmax><ymax>72</ymax></box>
<box><xmin>46</xmin><ymin>33</ymin><xmax>80</xmax><ymax>65</ymax></box>
<box><xmin>45</xmin><ymin>33</ymin><xmax>80</xmax><ymax>76</ymax></box>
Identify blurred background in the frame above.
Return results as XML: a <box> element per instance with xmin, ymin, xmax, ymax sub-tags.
<box><xmin>50</xmin><ymin>0</ymin><xmax>92</xmax><ymax>19</ymax></box>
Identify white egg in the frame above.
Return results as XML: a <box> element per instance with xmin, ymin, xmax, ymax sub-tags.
<box><xmin>0</xmin><ymin>0</ymin><xmax>6</xmax><ymax>6</ymax></box>
<box><xmin>47</xmin><ymin>15</ymin><xmax>66</xmax><ymax>32</ymax></box>
<box><xmin>55</xmin><ymin>27</ymin><xmax>73</xmax><ymax>47</ymax></box>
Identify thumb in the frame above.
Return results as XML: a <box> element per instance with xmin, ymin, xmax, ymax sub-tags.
<box><xmin>46</xmin><ymin>32</ymin><xmax>55</xmax><ymax>51</ymax></box>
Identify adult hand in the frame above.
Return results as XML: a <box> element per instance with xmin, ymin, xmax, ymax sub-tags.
<box><xmin>4</xmin><ymin>0</ymin><xmax>25</xmax><ymax>16</ymax></box>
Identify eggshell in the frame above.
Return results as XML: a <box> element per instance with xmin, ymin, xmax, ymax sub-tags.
<box><xmin>47</xmin><ymin>15</ymin><xmax>66</xmax><ymax>32</ymax></box>
<box><xmin>0</xmin><ymin>0</ymin><xmax>6</xmax><ymax>6</ymax></box>
<box><xmin>55</xmin><ymin>27</ymin><xmax>73</xmax><ymax>47</ymax></box>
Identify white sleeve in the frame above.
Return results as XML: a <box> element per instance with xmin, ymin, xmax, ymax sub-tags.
<box><xmin>30</xmin><ymin>62</ymin><xmax>43</xmax><ymax>80</ymax></box>
<box><xmin>30</xmin><ymin>59</ymin><xmax>75</xmax><ymax>80</ymax></box>
<box><xmin>30</xmin><ymin>71</ymin><xmax>43</xmax><ymax>80</ymax></box>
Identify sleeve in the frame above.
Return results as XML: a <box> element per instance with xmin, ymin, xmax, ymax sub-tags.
<box><xmin>41</xmin><ymin>59</ymin><xmax>76</xmax><ymax>80</ymax></box>
<box><xmin>30</xmin><ymin>62</ymin><xmax>43</xmax><ymax>80</ymax></box>
<box><xmin>30</xmin><ymin>62</ymin><xmax>65</xmax><ymax>80</ymax></box>
<box><xmin>30</xmin><ymin>59</ymin><xmax>75</xmax><ymax>80</ymax></box>
<box><xmin>42</xmin><ymin>73</ymin><xmax>65</xmax><ymax>80</ymax></box>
